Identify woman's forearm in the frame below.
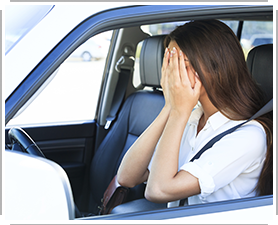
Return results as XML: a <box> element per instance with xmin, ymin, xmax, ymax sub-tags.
<box><xmin>117</xmin><ymin>106</ymin><xmax>171</xmax><ymax>187</ymax></box>
<box><xmin>142</xmin><ymin>42</ymin><xmax>201</xmax><ymax>202</ymax></box>
<box><xmin>145</xmin><ymin>109</ymin><xmax>191</xmax><ymax>201</ymax></box>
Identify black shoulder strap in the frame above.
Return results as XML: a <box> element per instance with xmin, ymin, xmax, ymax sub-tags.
<box><xmin>104</xmin><ymin>68</ymin><xmax>131</xmax><ymax>129</ymax></box>
<box><xmin>189</xmin><ymin>99</ymin><xmax>272</xmax><ymax>162</ymax></box>
<box><xmin>104</xmin><ymin>55</ymin><xmax>134</xmax><ymax>130</ymax></box>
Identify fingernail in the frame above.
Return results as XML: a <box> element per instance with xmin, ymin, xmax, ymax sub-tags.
<box><xmin>172</xmin><ymin>47</ymin><xmax>176</xmax><ymax>54</ymax></box>
<box><xmin>179</xmin><ymin>50</ymin><xmax>182</xmax><ymax>56</ymax></box>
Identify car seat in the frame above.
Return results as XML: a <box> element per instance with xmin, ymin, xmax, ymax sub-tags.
<box><xmin>88</xmin><ymin>35</ymin><xmax>167</xmax><ymax>214</ymax></box>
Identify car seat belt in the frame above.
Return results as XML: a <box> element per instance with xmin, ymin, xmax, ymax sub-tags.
<box><xmin>179</xmin><ymin>98</ymin><xmax>273</xmax><ymax>206</ymax></box>
<box><xmin>104</xmin><ymin>55</ymin><xmax>135</xmax><ymax>130</ymax></box>
<box><xmin>104</xmin><ymin>69</ymin><xmax>131</xmax><ymax>129</ymax></box>
<box><xmin>190</xmin><ymin>99</ymin><xmax>273</xmax><ymax>162</ymax></box>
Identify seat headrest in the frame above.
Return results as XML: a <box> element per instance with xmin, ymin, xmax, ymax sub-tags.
<box><xmin>247</xmin><ymin>44</ymin><xmax>273</xmax><ymax>103</ymax></box>
<box><xmin>140</xmin><ymin>35</ymin><xmax>166</xmax><ymax>88</ymax></box>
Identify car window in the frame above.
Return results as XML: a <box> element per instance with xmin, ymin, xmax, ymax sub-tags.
<box><xmin>240</xmin><ymin>21</ymin><xmax>273</xmax><ymax>57</ymax></box>
<box><xmin>140</xmin><ymin>20</ymin><xmax>239</xmax><ymax>36</ymax></box>
<box><xmin>7</xmin><ymin>31</ymin><xmax>112</xmax><ymax>126</ymax></box>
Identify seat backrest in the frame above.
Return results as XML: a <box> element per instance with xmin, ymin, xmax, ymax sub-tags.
<box><xmin>247</xmin><ymin>44</ymin><xmax>273</xmax><ymax>103</ymax></box>
<box><xmin>88</xmin><ymin>35</ymin><xmax>166</xmax><ymax>214</ymax></box>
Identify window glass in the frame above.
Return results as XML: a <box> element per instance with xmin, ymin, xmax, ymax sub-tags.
<box><xmin>240</xmin><ymin>21</ymin><xmax>273</xmax><ymax>57</ymax></box>
<box><xmin>8</xmin><ymin>31</ymin><xmax>112</xmax><ymax>126</ymax></box>
<box><xmin>141</xmin><ymin>21</ymin><xmax>186</xmax><ymax>35</ymax></box>
<box><xmin>140</xmin><ymin>20</ymin><xmax>238</xmax><ymax>36</ymax></box>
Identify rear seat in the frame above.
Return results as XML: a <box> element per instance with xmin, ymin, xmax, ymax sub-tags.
<box><xmin>246</xmin><ymin>44</ymin><xmax>273</xmax><ymax>103</ymax></box>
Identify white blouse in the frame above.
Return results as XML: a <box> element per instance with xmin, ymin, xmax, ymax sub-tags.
<box><xmin>148</xmin><ymin>106</ymin><xmax>267</xmax><ymax>207</ymax></box>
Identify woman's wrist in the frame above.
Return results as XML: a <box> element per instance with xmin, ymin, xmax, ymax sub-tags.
<box><xmin>169</xmin><ymin>107</ymin><xmax>191</xmax><ymax>124</ymax></box>
<box><xmin>161</xmin><ymin>104</ymin><xmax>171</xmax><ymax>115</ymax></box>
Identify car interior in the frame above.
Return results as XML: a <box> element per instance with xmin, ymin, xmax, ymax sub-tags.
<box><xmin>87</xmin><ymin>36</ymin><xmax>273</xmax><ymax>217</ymax></box>
<box><xmin>86</xmin><ymin>18</ymin><xmax>273</xmax><ymax>217</ymax></box>
<box><xmin>5</xmin><ymin>7</ymin><xmax>273</xmax><ymax>219</ymax></box>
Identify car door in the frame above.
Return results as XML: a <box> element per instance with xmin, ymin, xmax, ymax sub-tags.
<box><xmin>4</xmin><ymin>8</ymin><xmax>117</xmax><ymax>209</ymax></box>
<box><xmin>5</xmin><ymin>31</ymin><xmax>113</xmax><ymax>209</ymax></box>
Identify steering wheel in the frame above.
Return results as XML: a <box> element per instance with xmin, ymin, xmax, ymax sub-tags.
<box><xmin>8</xmin><ymin>127</ymin><xmax>45</xmax><ymax>158</ymax></box>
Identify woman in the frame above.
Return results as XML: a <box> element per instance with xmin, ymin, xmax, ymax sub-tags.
<box><xmin>117</xmin><ymin>20</ymin><xmax>272</xmax><ymax>206</ymax></box>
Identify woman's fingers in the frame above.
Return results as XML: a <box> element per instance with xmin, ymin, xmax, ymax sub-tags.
<box><xmin>161</xmin><ymin>48</ymin><xmax>172</xmax><ymax>108</ymax></box>
<box><xmin>170</xmin><ymin>47</ymin><xmax>179</xmax><ymax>76</ymax></box>
<box><xmin>178</xmin><ymin>50</ymin><xmax>190</xmax><ymax>86</ymax></box>
<box><xmin>162</xmin><ymin>48</ymin><xmax>170</xmax><ymax>75</ymax></box>
<box><xmin>178</xmin><ymin>49</ymin><xmax>201</xmax><ymax>94</ymax></box>
<box><xmin>167</xmin><ymin>47</ymin><xmax>181</xmax><ymax>89</ymax></box>
<box><xmin>162</xmin><ymin>48</ymin><xmax>170</xmax><ymax>70</ymax></box>
<box><xmin>161</xmin><ymin>48</ymin><xmax>169</xmax><ymax>86</ymax></box>
<box><xmin>163</xmin><ymin>46</ymin><xmax>202</xmax><ymax>111</ymax></box>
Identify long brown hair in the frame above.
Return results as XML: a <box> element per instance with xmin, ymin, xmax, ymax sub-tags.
<box><xmin>165</xmin><ymin>20</ymin><xmax>272</xmax><ymax>196</ymax></box>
